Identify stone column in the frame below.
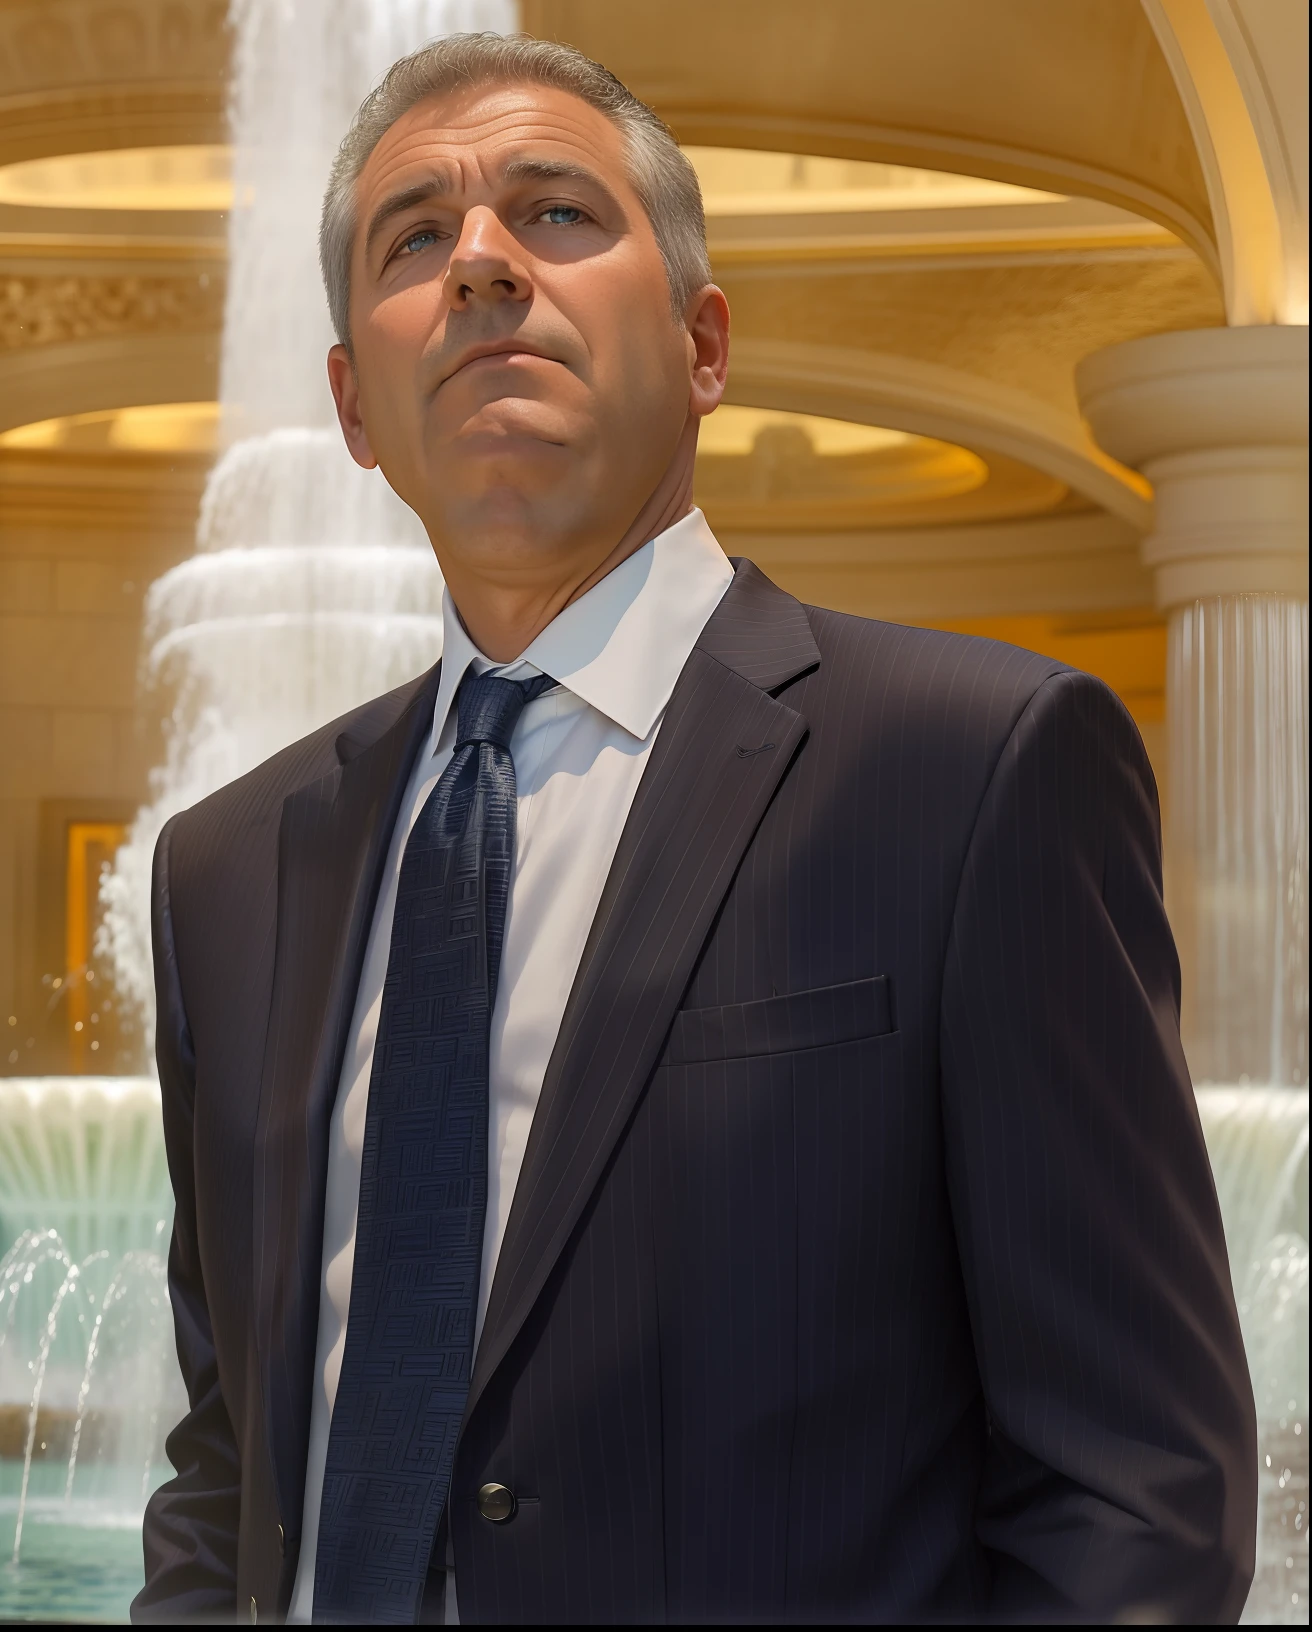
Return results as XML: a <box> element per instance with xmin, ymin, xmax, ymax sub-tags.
<box><xmin>1077</xmin><ymin>325</ymin><xmax>1309</xmax><ymax>1090</ymax></box>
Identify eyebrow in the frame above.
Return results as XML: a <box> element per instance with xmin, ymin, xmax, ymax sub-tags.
<box><xmin>363</xmin><ymin>177</ymin><xmax>453</xmax><ymax>262</ymax></box>
<box><xmin>499</xmin><ymin>157</ymin><xmax>611</xmax><ymax>192</ymax></box>
<box><xmin>362</xmin><ymin>157</ymin><xmax>621</xmax><ymax>264</ymax></box>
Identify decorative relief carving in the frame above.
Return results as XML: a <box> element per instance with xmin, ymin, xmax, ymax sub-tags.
<box><xmin>0</xmin><ymin>273</ymin><xmax>224</xmax><ymax>350</ymax></box>
<box><xmin>0</xmin><ymin>0</ymin><xmax>228</xmax><ymax>96</ymax></box>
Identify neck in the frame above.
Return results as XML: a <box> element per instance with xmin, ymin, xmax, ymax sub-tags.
<box><xmin>437</xmin><ymin>426</ymin><xmax>698</xmax><ymax>663</ymax></box>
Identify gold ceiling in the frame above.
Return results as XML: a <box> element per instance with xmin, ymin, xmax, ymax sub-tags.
<box><xmin>0</xmin><ymin>142</ymin><xmax>1065</xmax><ymax>215</ymax></box>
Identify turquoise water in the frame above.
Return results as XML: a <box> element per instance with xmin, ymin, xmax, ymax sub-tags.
<box><xmin>0</xmin><ymin>1463</ymin><xmax>158</xmax><ymax>1624</ymax></box>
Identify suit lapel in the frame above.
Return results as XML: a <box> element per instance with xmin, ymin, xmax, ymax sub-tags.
<box><xmin>253</xmin><ymin>664</ymin><xmax>439</xmax><ymax>1538</ymax></box>
<box><xmin>468</xmin><ymin>562</ymin><xmax>819</xmax><ymax>1417</ymax></box>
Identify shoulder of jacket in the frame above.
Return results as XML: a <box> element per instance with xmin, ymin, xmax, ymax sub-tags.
<box><xmin>168</xmin><ymin>667</ymin><xmax>433</xmax><ymax>855</ymax></box>
<box><xmin>807</xmin><ymin>603</ymin><xmax>1066</xmax><ymax>686</ymax></box>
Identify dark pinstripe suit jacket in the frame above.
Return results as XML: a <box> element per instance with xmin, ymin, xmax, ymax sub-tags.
<box><xmin>134</xmin><ymin>561</ymin><xmax>1256</xmax><ymax>1625</ymax></box>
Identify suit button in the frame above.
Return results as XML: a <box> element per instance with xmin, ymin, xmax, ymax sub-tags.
<box><xmin>277</xmin><ymin>1523</ymin><xmax>285</xmax><ymax>1557</ymax></box>
<box><xmin>477</xmin><ymin>1482</ymin><xmax>516</xmax><ymax>1523</ymax></box>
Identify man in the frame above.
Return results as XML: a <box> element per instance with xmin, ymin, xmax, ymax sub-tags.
<box><xmin>134</xmin><ymin>32</ymin><xmax>1256</xmax><ymax>1627</ymax></box>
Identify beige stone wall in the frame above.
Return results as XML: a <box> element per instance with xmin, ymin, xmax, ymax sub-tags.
<box><xmin>0</xmin><ymin>451</ymin><xmax>206</xmax><ymax>1066</ymax></box>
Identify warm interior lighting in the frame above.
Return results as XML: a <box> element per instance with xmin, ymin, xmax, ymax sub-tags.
<box><xmin>65</xmin><ymin>821</ymin><xmax>127</xmax><ymax>1070</ymax></box>
<box><xmin>0</xmin><ymin>400</ymin><xmax>990</xmax><ymax>520</ymax></box>
<box><xmin>0</xmin><ymin>402</ymin><xmax>923</xmax><ymax>466</ymax></box>
<box><xmin>695</xmin><ymin>405</ymin><xmax>989</xmax><ymax>525</ymax></box>
<box><xmin>0</xmin><ymin>402</ymin><xmax>220</xmax><ymax>454</ymax></box>
<box><xmin>0</xmin><ymin>143</ymin><xmax>1059</xmax><ymax>217</ymax></box>
<box><xmin>0</xmin><ymin>145</ymin><xmax>231</xmax><ymax>210</ymax></box>
<box><xmin>699</xmin><ymin>405</ymin><xmax>911</xmax><ymax>458</ymax></box>
<box><xmin>686</xmin><ymin>148</ymin><xmax>1063</xmax><ymax>215</ymax></box>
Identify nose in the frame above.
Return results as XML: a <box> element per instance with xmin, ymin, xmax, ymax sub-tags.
<box><xmin>443</xmin><ymin>206</ymin><xmax>532</xmax><ymax>310</ymax></box>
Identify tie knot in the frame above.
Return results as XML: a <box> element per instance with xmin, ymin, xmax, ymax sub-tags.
<box><xmin>454</xmin><ymin>670</ymin><xmax>553</xmax><ymax>754</ymax></box>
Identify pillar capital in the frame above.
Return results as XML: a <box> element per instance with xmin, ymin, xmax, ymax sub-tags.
<box><xmin>1076</xmin><ymin>325</ymin><xmax>1308</xmax><ymax>607</ymax></box>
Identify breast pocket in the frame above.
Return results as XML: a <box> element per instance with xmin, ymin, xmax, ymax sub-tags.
<box><xmin>664</xmin><ymin>975</ymin><xmax>894</xmax><ymax>1066</ymax></box>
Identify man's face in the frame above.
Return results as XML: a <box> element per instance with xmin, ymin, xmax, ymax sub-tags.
<box><xmin>332</xmin><ymin>81</ymin><xmax>720</xmax><ymax>578</ymax></box>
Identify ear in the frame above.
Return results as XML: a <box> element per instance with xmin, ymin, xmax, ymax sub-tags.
<box><xmin>685</xmin><ymin>285</ymin><xmax>730</xmax><ymax>420</ymax></box>
<box><xmin>327</xmin><ymin>343</ymin><xmax>379</xmax><ymax>470</ymax></box>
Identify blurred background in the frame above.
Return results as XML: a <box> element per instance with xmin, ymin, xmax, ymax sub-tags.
<box><xmin>0</xmin><ymin>0</ymin><xmax>1306</xmax><ymax>1620</ymax></box>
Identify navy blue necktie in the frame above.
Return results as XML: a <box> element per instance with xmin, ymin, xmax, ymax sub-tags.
<box><xmin>313</xmin><ymin>670</ymin><xmax>554</xmax><ymax>1625</ymax></box>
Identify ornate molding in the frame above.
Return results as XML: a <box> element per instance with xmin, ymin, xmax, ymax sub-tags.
<box><xmin>727</xmin><ymin>337</ymin><xmax>1154</xmax><ymax>530</ymax></box>
<box><xmin>0</xmin><ymin>270</ymin><xmax>222</xmax><ymax>351</ymax></box>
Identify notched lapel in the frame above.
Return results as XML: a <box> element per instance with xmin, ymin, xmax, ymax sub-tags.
<box><xmin>469</xmin><ymin>565</ymin><xmax>819</xmax><ymax>1417</ymax></box>
<box><xmin>253</xmin><ymin>666</ymin><xmax>438</xmax><ymax>1540</ymax></box>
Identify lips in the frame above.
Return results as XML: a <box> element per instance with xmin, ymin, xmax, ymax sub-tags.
<box><xmin>444</xmin><ymin>344</ymin><xmax>553</xmax><ymax>384</ymax></box>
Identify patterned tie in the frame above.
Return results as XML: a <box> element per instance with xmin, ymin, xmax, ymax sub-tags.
<box><xmin>313</xmin><ymin>669</ymin><xmax>554</xmax><ymax>1624</ymax></box>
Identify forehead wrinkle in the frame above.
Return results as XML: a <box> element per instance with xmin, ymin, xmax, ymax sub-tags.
<box><xmin>500</xmin><ymin>157</ymin><xmax>605</xmax><ymax>187</ymax></box>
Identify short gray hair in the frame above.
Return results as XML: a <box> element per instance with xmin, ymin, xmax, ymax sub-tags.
<box><xmin>319</xmin><ymin>32</ymin><xmax>711</xmax><ymax>353</ymax></box>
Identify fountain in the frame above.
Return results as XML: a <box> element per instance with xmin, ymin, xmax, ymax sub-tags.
<box><xmin>0</xmin><ymin>0</ymin><xmax>1305</xmax><ymax>1622</ymax></box>
<box><xmin>0</xmin><ymin>1078</ymin><xmax>179</xmax><ymax>1620</ymax></box>
<box><xmin>1</xmin><ymin>0</ymin><xmax>509</xmax><ymax>1617</ymax></box>
<box><xmin>1197</xmin><ymin>1088</ymin><xmax>1310</xmax><ymax>1620</ymax></box>
<box><xmin>94</xmin><ymin>0</ymin><xmax>533</xmax><ymax>1039</ymax></box>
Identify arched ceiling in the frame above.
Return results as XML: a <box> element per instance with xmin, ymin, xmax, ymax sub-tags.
<box><xmin>523</xmin><ymin>0</ymin><xmax>1220</xmax><ymax>275</ymax></box>
<box><xmin>0</xmin><ymin>0</ymin><xmax>1226</xmax><ymax>569</ymax></box>
<box><xmin>0</xmin><ymin>0</ymin><xmax>227</xmax><ymax>163</ymax></box>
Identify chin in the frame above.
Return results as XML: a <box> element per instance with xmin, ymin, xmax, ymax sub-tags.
<box><xmin>456</xmin><ymin>427</ymin><xmax>572</xmax><ymax>460</ymax></box>
<box><xmin>440</xmin><ymin>477</ymin><xmax>590</xmax><ymax>551</ymax></box>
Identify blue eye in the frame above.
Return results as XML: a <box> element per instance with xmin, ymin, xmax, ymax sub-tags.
<box><xmin>540</xmin><ymin>205</ymin><xmax>585</xmax><ymax>226</ymax></box>
<box><xmin>400</xmin><ymin>229</ymin><xmax>438</xmax><ymax>255</ymax></box>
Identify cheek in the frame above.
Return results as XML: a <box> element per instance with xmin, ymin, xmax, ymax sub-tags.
<box><xmin>361</xmin><ymin>268</ymin><xmax>448</xmax><ymax>363</ymax></box>
<box><xmin>550</xmin><ymin>242</ymin><xmax>679</xmax><ymax>373</ymax></box>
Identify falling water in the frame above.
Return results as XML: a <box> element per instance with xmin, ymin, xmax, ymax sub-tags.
<box><xmin>3</xmin><ymin>3</ymin><xmax>509</xmax><ymax>1617</ymax></box>
<box><xmin>6</xmin><ymin>0</ymin><xmax>1306</xmax><ymax>1623</ymax></box>
<box><xmin>0</xmin><ymin>1224</ymin><xmax>179</xmax><ymax>1595</ymax></box>
<box><xmin>1167</xmin><ymin>593</ymin><xmax>1311</xmax><ymax>1620</ymax></box>
<box><xmin>98</xmin><ymin>0</ymin><xmax>516</xmax><ymax>1040</ymax></box>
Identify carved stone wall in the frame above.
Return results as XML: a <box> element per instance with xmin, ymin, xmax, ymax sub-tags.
<box><xmin>0</xmin><ymin>270</ymin><xmax>222</xmax><ymax>348</ymax></box>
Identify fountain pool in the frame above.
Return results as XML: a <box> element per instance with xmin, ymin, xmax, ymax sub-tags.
<box><xmin>0</xmin><ymin>1077</ymin><xmax>1305</xmax><ymax>1621</ymax></box>
<box><xmin>0</xmin><ymin>1078</ymin><xmax>179</xmax><ymax>1622</ymax></box>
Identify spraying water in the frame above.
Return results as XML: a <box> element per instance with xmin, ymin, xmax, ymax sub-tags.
<box><xmin>1</xmin><ymin>4</ymin><xmax>509</xmax><ymax>1617</ymax></box>
<box><xmin>98</xmin><ymin>0</ymin><xmax>515</xmax><ymax>1041</ymax></box>
<box><xmin>9</xmin><ymin>0</ymin><xmax>1305</xmax><ymax>1622</ymax></box>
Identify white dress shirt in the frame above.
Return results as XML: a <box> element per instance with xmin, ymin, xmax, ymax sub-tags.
<box><xmin>289</xmin><ymin>509</ymin><xmax>733</xmax><ymax>1623</ymax></box>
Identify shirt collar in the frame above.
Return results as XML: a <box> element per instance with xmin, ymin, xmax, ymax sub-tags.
<box><xmin>428</xmin><ymin>507</ymin><xmax>733</xmax><ymax>753</ymax></box>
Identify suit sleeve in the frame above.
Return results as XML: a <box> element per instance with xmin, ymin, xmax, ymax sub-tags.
<box><xmin>940</xmin><ymin>669</ymin><xmax>1257</xmax><ymax>1623</ymax></box>
<box><xmin>131</xmin><ymin>817</ymin><xmax>241</xmax><ymax>1623</ymax></box>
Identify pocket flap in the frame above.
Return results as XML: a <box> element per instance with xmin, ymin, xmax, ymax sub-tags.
<box><xmin>665</xmin><ymin>975</ymin><xmax>893</xmax><ymax>1066</ymax></box>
